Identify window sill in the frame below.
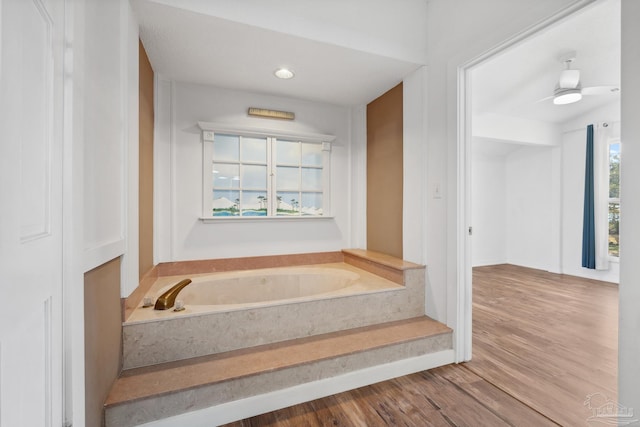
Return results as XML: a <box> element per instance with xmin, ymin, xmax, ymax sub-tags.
<box><xmin>199</xmin><ymin>216</ymin><xmax>335</xmax><ymax>224</ymax></box>
<box><xmin>608</xmin><ymin>256</ymin><xmax>620</xmax><ymax>264</ymax></box>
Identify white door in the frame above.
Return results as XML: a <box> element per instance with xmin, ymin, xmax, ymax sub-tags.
<box><xmin>0</xmin><ymin>0</ymin><xmax>64</xmax><ymax>425</ymax></box>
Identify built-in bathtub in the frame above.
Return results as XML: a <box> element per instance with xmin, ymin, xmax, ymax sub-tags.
<box><xmin>122</xmin><ymin>250</ymin><xmax>426</xmax><ymax>369</ymax></box>
<box><xmin>127</xmin><ymin>264</ymin><xmax>402</xmax><ymax>323</ymax></box>
<box><xmin>180</xmin><ymin>266</ymin><xmax>379</xmax><ymax>305</ymax></box>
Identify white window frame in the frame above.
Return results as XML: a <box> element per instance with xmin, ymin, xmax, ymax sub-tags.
<box><xmin>198</xmin><ymin>122</ymin><xmax>335</xmax><ymax>221</ymax></box>
<box><xmin>608</xmin><ymin>137</ymin><xmax>620</xmax><ymax>260</ymax></box>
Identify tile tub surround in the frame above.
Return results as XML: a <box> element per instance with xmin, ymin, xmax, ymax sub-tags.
<box><xmin>122</xmin><ymin>250</ymin><xmax>420</xmax><ymax>316</ymax></box>
<box><xmin>122</xmin><ymin>250</ymin><xmax>426</xmax><ymax>369</ymax></box>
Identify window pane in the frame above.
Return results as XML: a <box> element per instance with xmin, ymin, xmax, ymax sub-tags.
<box><xmin>213</xmin><ymin>163</ymin><xmax>240</xmax><ymax>189</ymax></box>
<box><xmin>213</xmin><ymin>134</ymin><xmax>239</xmax><ymax>162</ymax></box>
<box><xmin>242</xmin><ymin>137</ymin><xmax>267</xmax><ymax>163</ymax></box>
<box><xmin>241</xmin><ymin>165</ymin><xmax>267</xmax><ymax>189</ymax></box>
<box><xmin>241</xmin><ymin>191</ymin><xmax>267</xmax><ymax>216</ymax></box>
<box><xmin>276</xmin><ymin>166</ymin><xmax>299</xmax><ymax>190</ymax></box>
<box><xmin>301</xmin><ymin>168</ymin><xmax>322</xmax><ymax>191</ymax></box>
<box><xmin>208</xmin><ymin>132</ymin><xmax>329</xmax><ymax>219</ymax></box>
<box><xmin>277</xmin><ymin>140</ymin><xmax>300</xmax><ymax>165</ymax></box>
<box><xmin>609</xmin><ymin>202</ymin><xmax>620</xmax><ymax>257</ymax></box>
<box><xmin>276</xmin><ymin>191</ymin><xmax>300</xmax><ymax>216</ymax></box>
<box><xmin>212</xmin><ymin>190</ymin><xmax>240</xmax><ymax>216</ymax></box>
<box><xmin>609</xmin><ymin>142</ymin><xmax>620</xmax><ymax>198</ymax></box>
<box><xmin>301</xmin><ymin>143</ymin><xmax>323</xmax><ymax>166</ymax></box>
<box><xmin>301</xmin><ymin>192</ymin><xmax>323</xmax><ymax>216</ymax></box>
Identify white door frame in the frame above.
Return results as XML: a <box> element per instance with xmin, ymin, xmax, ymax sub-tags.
<box><xmin>455</xmin><ymin>0</ymin><xmax>599</xmax><ymax>362</ymax></box>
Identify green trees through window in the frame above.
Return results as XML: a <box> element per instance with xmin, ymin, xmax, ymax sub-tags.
<box><xmin>608</xmin><ymin>141</ymin><xmax>620</xmax><ymax>257</ymax></box>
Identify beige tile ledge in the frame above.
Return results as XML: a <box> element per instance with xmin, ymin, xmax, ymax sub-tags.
<box><xmin>342</xmin><ymin>249</ymin><xmax>424</xmax><ymax>285</ymax></box>
<box><xmin>342</xmin><ymin>249</ymin><xmax>424</xmax><ymax>271</ymax></box>
<box><xmin>122</xmin><ymin>266</ymin><xmax>159</xmax><ymax>322</ymax></box>
<box><xmin>156</xmin><ymin>251</ymin><xmax>344</xmax><ymax>277</ymax></box>
<box><xmin>105</xmin><ymin>316</ymin><xmax>450</xmax><ymax>407</ymax></box>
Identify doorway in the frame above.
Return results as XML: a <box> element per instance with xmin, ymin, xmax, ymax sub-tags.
<box><xmin>457</xmin><ymin>0</ymin><xmax>621</xmax><ymax>360</ymax></box>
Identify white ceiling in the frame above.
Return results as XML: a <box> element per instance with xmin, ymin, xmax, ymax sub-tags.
<box><xmin>471</xmin><ymin>0</ymin><xmax>620</xmax><ymax>126</ymax></box>
<box><xmin>133</xmin><ymin>0</ymin><xmax>620</xmax><ymax>123</ymax></box>
<box><xmin>132</xmin><ymin>0</ymin><xmax>428</xmax><ymax>106</ymax></box>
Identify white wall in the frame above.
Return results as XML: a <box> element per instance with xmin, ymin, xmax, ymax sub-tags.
<box><xmin>81</xmin><ymin>0</ymin><xmax>139</xmax><ymax>294</ymax></box>
<box><xmin>474</xmin><ymin>113</ymin><xmax>561</xmax><ymax>146</ymax></box>
<box><xmin>348</xmin><ymin>104</ymin><xmax>367</xmax><ymax>251</ymax></box>
<box><xmin>82</xmin><ymin>0</ymin><xmax>125</xmax><ymax>264</ymax></box>
<box><xmin>472</xmin><ymin>142</ymin><xmax>555</xmax><ymax>271</ymax></box>
<box><xmin>403</xmin><ymin>67</ymin><xmax>429</xmax><ymax>265</ymax></box>
<box><xmin>471</xmin><ymin>148</ymin><xmax>507</xmax><ymax>266</ymax></box>
<box><xmin>505</xmin><ymin>146</ymin><xmax>554</xmax><ymax>270</ymax></box>
<box><xmin>619</xmin><ymin>0</ymin><xmax>640</xmax><ymax>412</ymax></box>
<box><xmin>155</xmin><ymin>81</ymin><xmax>352</xmax><ymax>261</ymax></box>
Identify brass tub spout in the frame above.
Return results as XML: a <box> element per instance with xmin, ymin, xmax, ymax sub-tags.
<box><xmin>154</xmin><ymin>279</ymin><xmax>192</xmax><ymax>310</ymax></box>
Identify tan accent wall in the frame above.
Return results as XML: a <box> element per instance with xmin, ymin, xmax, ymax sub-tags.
<box><xmin>84</xmin><ymin>257</ymin><xmax>122</xmax><ymax>427</ymax></box>
<box><xmin>366</xmin><ymin>83</ymin><xmax>403</xmax><ymax>258</ymax></box>
<box><xmin>139</xmin><ymin>40</ymin><xmax>154</xmax><ymax>280</ymax></box>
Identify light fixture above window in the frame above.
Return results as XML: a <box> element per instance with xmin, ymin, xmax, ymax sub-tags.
<box><xmin>274</xmin><ymin>68</ymin><xmax>295</xmax><ymax>79</ymax></box>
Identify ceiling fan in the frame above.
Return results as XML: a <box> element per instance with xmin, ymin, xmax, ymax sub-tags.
<box><xmin>545</xmin><ymin>51</ymin><xmax>619</xmax><ymax>105</ymax></box>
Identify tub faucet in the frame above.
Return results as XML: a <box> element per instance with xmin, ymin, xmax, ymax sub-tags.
<box><xmin>154</xmin><ymin>279</ymin><xmax>192</xmax><ymax>310</ymax></box>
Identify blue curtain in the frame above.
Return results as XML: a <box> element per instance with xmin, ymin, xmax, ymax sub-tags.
<box><xmin>582</xmin><ymin>124</ymin><xmax>596</xmax><ymax>269</ymax></box>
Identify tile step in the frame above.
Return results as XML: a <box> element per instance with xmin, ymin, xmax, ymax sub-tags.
<box><xmin>104</xmin><ymin>316</ymin><xmax>452</xmax><ymax>427</ymax></box>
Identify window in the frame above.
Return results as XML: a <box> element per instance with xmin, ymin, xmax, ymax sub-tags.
<box><xmin>211</xmin><ymin>134</ymin><xmax>268</xmax><ymax>217</ymax></box>
<box><xmin>608</xmin><ymin>139</ymin><xmax>620</xmax><ymax>257</ymax></box>
<box><xmin>200</xmin><ymin>125</ymin><xmax>334</xmax><ymax>219</ymax></box>
<box><xmin>275</xmin><ymin>140</ymin><xmax>324</xmax><ymax>216</ymax></box>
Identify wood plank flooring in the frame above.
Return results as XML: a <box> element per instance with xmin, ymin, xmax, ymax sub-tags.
<box><xmin>466</xmin><ymin>264</ymin><xmax>618</xmax><ymax>426</ymax></box>
<box><xmin>223</xmin><ymin>264</ymin><xmax>618</xmax><ymax>427</ymax></box>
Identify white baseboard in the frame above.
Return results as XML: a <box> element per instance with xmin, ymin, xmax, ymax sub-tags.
<box><xmin>472</xmin><ymin>259</ymin><xmax>507</xmax><ymax>267</ymax></box>
<box><xmin>139</xmin><ymin>349</ymin><xmax>455</xmax><ymax>427</ymax></box>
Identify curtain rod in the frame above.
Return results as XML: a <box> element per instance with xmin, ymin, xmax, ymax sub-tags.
<box><xmin>563</xmin><ymin>120</ymin><xmax>621</xmax><ymax>134</ymax></box>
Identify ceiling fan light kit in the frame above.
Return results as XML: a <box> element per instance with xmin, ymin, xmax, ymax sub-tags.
<box><xmin>554</xmin><ymin>88</ymin><xmax>582</xmax><ymax>105</ymax></box>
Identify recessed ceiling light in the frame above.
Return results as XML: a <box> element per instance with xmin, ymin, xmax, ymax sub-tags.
<box><xmin>274</xmin><ymin>68</ymin><xmax>295</xmax><ymax>79</ymax></box>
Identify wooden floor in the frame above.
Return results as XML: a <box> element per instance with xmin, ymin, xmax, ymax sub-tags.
<box><xmin>223</xmin><ymin>265</ymin><xmax>618</xmax><ymax>426</ymax></box>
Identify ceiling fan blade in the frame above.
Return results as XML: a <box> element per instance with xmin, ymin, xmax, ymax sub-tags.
<box><xmin>582</xmin><ymin>85</ymin><xmax>620</xmax><ymax>95</ymax></box>
<box><xmin>558</xmin><ymin>69</ymin><xmax>580</xmax><ymax>88</ymax></box>
<box><xmin>535</xmin><ymin>95</ymin><xmax>555</xmax><ymax>103</ymax></box>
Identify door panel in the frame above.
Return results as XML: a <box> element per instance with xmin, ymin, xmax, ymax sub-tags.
<box><xmin>0</xmin><ymin>0</ymin><xmax>64</xmax><ymax>425</ymax></box>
